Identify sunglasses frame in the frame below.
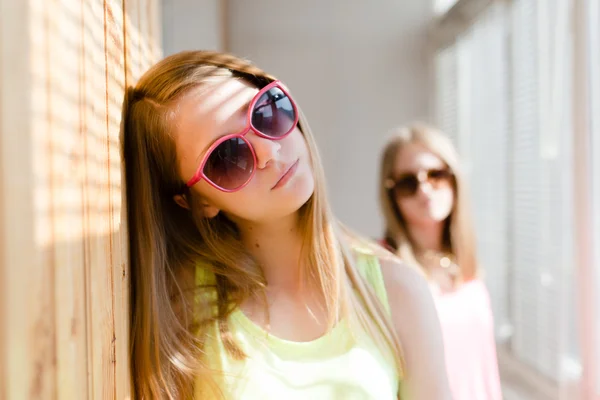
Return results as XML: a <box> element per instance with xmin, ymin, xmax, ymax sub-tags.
<box><xmin>185</xmin><ymin>80</ymin><xmax>299</xmax><ymax>192</ymax></box>
<box><xmin>385</xmin><ymin>168</ymin><xmax>454</xmax><ymax>197</ymax></box>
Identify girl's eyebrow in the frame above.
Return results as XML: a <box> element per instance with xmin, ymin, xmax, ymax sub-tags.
<box><xmin>193</xmin><ymin>96</ymin><xmax>254</xmax><ymax>165</ymax></box>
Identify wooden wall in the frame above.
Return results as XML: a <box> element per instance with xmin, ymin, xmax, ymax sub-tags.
<box><xmin>0</xmin><ymin>0</ymin><xmax>161</xmax><ymax>398</ymax></box>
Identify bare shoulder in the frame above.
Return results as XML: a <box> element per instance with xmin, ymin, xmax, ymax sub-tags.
<box><xmin>377</xmin><ymin>254</ymin><xmax>439</xmax><ymax>338</ymax></box>
<box><xmin>378</xmin><ymin>254</ymin><xmax>431</xmax><ymax>305</ymax></box>
<box><xmin>377</xmin><ymin>255</ymin><xmax>452</xmax><ymax>399</ymax></box>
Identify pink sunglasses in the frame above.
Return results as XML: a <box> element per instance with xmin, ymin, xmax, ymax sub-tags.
<box><xmin>186</xmin><ymin>80</ymin><xmax>299</xmax><ymax>192</ymax></box>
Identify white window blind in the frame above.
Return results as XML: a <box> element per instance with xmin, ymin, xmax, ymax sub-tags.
<box><xmin>458</xmin><ymin>3</ymin><xmax>512</xmax><ymax>342</ymax></box>
<box><xmin>434</xmin><ymin>0</ymin><xmax>579</xmax><ymax>386</ymax></box>
<box><xmin>509</xmin><ymin>0</ymin><xmax>576</xmax><ymax>382</ymax></box>
<box><xmin>435</xmin><ymin>43</ymin><xmax>459</xmax><ymax>143</ymax></box>
<box><xmin>434</xmin><ymin>3</ymin><xmax>512</xmax><ymax>343</ymax></box>
<box><xmin>509</xmin><ymin>0</ymin><xmax>542</xmax><ymax>373</ymax></box>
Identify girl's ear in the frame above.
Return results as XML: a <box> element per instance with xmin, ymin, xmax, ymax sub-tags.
<box><xmin>173</xmin><ymin>194</ymin><xmax>190</xmax><ymax>210</ymax></box>
<box><xmin>173</xmin><ymin>194</ymin><xmax>220</xmax><ymax>218</ymax></box>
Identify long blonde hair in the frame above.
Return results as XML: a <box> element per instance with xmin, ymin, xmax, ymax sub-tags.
<box><xmin>379</xmin><ymin>123</ymin><xmax>478</xmax><ymax>281</ymax></box>
<box><xmin>122</xmin><ymin>51</ymin><xmax>404</xmax><ymax>399</ymax></box>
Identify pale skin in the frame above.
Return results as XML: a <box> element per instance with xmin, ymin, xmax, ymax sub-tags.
<box><xmin>172</xmin><ymin>77</ymin><xmax>451</xmax><ymax>399</ymax></box>
<box><xmin>392</xmin><ymin>143</ymin><xmax>457</xmax><ymax>291</ymax></box>
<box><xmin>392</xmin><ymin>142</ymin><xmax>455</xmax><ymax>254</ymax></box>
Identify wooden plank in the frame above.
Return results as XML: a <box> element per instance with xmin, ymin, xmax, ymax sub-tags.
<box><xmin>104</xmin><ymin>0</ymin><xmax>130</xmax><ymax>398</ymax></box>
<box><xmin>137</xmin><ymin>0</ymin><xmax>155</xmax><ymax>69</ymax></box>
<box><xmin>82</xmin><ymin>0</ymin><xmax>116</xmax><ymax>398</ymax></box>
<box><xmin>29</xmin><ymin>0</ymin><xmax>59</xmax><ymax>397</ymax></box>
<box><xmin>0</xmin><ymin>0</ymin><xmax>36</xmax><ymax>397</ymax></box>
<box><xmin>124</xmin><ymin>0</ymin><xmax>142</xmax><ymax>85</ymax></box>
<box><xmin>0</xmin><ymin>0</ymin><xmax>161</xmax><ymax>397</ymax></box>
<box><xmin>47</xmin><ymin>0</ymin><xmax>90</xmax><ymax>398</ymax></box>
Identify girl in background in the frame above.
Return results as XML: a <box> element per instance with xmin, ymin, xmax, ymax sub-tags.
<box><xmin>379</xmin><ymin>123</ymin><xmax>503</xmax><ymax>400</ymax></box>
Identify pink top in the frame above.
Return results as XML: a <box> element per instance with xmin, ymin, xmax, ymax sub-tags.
<box><xmin>431</xmin><ymin>280</ymin><xmax>503</xmax><ymax>400</ymax></box>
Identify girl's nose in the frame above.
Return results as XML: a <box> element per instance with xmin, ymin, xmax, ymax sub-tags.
<box><xmin>248</xmin><ymin>132</ymin><xmax>282</xmax><ymax>169</ymax></box>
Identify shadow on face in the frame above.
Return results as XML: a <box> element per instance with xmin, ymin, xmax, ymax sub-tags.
<box><xmin>171</xmin><ymin>77</ymin><xmax>316</xmax><ymax>225</ymax></box>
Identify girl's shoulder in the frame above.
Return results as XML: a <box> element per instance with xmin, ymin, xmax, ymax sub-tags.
<box><xmin>346</xmin><ymin>233</ymin><xmax>395</xmax><ymax>258</ymax></box>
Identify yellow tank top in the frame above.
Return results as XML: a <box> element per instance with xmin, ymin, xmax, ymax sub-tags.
<box><xmin>195</xmin><ymin>249</ymin><xmax>399</xmax><ymax>399</ymax></box>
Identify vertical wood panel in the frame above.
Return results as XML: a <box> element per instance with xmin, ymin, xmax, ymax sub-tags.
<box><xmin>47</xmin><ymin>0</ymin><xmax>89</xmax><ymax>398</ymax></box>
<box><xmin>83</xmin><ymin>1</ymin><xmax>114</xmax><ymax>396</ymax></box>
<box><xmin>104</xmin><ymin>0</ymin><xmax>128</xmax><ymax>397</ymax></box>
<box><xmin>31</xmin><ymin>0</ymin><xmax>59</xmax><ymax>396</ymax></box>
<box><xmin>0</xmin><ymin>0</ymin><xmax>161</xmax><ymax>398</ymax></box>
<box><xmin>0</xmin><ymin>0</ymin><xmax>35</xmax><ymax>398</ymax></box>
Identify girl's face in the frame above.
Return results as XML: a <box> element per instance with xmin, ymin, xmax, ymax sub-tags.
<box><xmin>391</xmin><ymin>143</ymin><xmax>455</xmax><ymax>228</ymax></box>
<box><xmin>172</xmin><ymin>77</ymin><xmax>315</xmax><ymax>224</ymax></box>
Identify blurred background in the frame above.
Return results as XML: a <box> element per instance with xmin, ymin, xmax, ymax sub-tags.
<box><xmin>0</xmin><ymin>0</ymin><xmax>598</xmax><ymax>398</ymax></box>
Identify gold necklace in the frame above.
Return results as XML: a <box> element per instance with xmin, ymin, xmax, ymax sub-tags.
<box><xmin>420</xmin><ymin>250</ymin><xmax>460</xmax><ymax>278</ymax></box>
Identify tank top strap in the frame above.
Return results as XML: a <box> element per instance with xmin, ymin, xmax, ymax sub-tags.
<box><xmin>353</xmin><ymin>246</ymin><xmax>392</xmax><ymax>316</ymax></box>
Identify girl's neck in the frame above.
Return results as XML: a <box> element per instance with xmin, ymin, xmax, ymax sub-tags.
<box><xmin>407</xmin><ymin>221</ymin><xmax>446</xmax><ymax>255</ymax></box>
<box><xmin>237</xmin><ymin>213</ymin><xmax>305</xmax><ymax>291</ymax></box>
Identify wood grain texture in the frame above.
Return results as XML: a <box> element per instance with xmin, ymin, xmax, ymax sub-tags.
<box><xmin>0</xmin><ymin>0</ymin><xmax>37</xmax><ymax>398</ymax></box>
<box><xmin>0</xmin><ymin>0</ymin><xmax>161</xmax><ymax>398</ymax></box>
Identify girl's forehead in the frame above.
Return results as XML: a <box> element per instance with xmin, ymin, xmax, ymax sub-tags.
<box><xmin>176</xmin><ymin>78</ymin><xmax>258</xmax><ymax>121</ymax></box>
<box><xmin>173</xmin><ymin>79</ymin><xmax>256</xmax><ymax>138</ymax></box>
<box><xmin>394</xmin><ymin>143</ymin><xmax>446</xmax><ymax>173</ymax></box>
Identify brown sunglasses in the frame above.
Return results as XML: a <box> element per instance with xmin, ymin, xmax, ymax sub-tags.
<box><xmin>385</xmin><ymin>169</ymin><xmax>454</xmax><ymax>197</ymax></box>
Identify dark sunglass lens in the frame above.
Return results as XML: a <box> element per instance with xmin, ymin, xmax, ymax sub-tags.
<box><xmin>428</xmin><ymin>169</ymin><xmax>453</xmax><ymax>186</ymax></box>
<box><xmin>428</xmin><ymin>169</ymin><xmax>448</xmax><ymax>179</ymax></box>
<box><xmin>203</xmin><ymin>137</ymin><xmax>254</xmax><ymax>190</ymax></box>
<box><xmin>395</xmin><ymin>176</ymin><xmax>419</xmax><ymax>197</ymax></box>
<box><xmin>251</xmin><ymin>87</ymin><xmax>296</xmax><ymax>137</ymax></box>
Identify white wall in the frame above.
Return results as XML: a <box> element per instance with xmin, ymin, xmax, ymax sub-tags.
<box><xmin>227</xmin><ymin>0</ymin><xmax>434</xmax><ymax>237</ymax></box>
<box><xmin>162</xmin><ymin>0</ymin><xmax>434</xmax><ymax>238</ymax></box>
<box><xmin>162</xmin><ymin>0</ymin><xmax>222</xmax><ymax>55</ymax></box>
